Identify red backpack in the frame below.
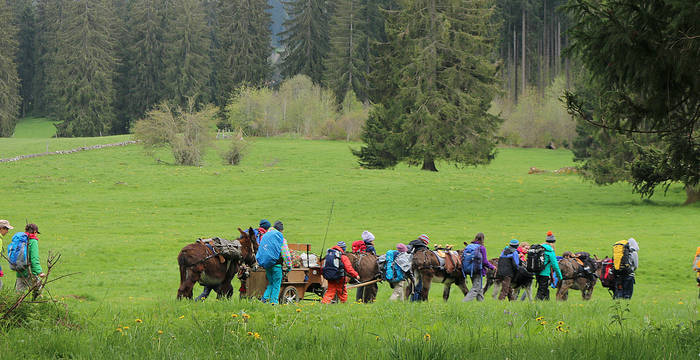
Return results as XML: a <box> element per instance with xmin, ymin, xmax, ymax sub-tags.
<box><xmin>600</xmin><ymin>258</ymin><xmax>615</xmax><ymax>289</ymax></box>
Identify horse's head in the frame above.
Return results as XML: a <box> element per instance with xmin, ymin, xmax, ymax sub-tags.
<box><xmin>237</xmin><ymin>227</ymin><xmax>258</xmax><ymax>266</ymax></box>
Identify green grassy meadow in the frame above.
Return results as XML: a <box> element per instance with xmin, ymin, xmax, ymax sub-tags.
<box><xmin>0</xmin><ymin>118</ymin><xmax>698</xmax><ymax>358</ymax></box>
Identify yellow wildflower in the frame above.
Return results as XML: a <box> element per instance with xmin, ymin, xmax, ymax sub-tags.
<box><xmin>535</xmin><ymin>316</ymin><xmax>543</xmax><ymax>321</ymax></box>
<box><xmin>296</xmin><ymin>308</ymin><xmax>301</xmax><ymax>313</ymax></box>
<box><xmin>375</xmin><ymin>336</ymin><xmax>380</xmax><ymax>341</ymax></box>
<box><xmin>179</xmin><ymin>315</ymin><xmax>185</xmax><ymax>319</ymax></box>
<box><xmin>231</xmin><ymin>314</ymin><xmax>238</xmax><ymax>318</ymax></box>
<box><xmin>242</xmin><ymin>314</ymin><xmax>250</xmax><ymax>319</ymax></box>
<box><xmin>254</xmin><ymin>332</ymin><xmax>261</xmax><ymax>339</ymax></box>
<box><xmin>123</xmin><ymin>326</ymin><xmax>130</xmax><ymax>330</ymax></box>
<box><xmin>247</xmin><ymin>332</ymin><xmax>253</xmax><ymax>336</ymax></box>
<box><xmin>157</xmin><ymin>330</ymin><xmax>163</xmax><ymax>334</ymax></box>
<box><xmin>423</xmin><ymin>333</ymin><xmax>431</xmax><ymax>342</ymax></box>
<box><xmin>135</xmin><ymin>319</ymin><xmax>143</xmax><ymax>323</ymax></box>
<box><xmin>557</xmin><ymin>321</ymin><xmax>564</xmax><ymax>326</ymax></box>
<box><xmin>678</xmin><ymin>301</ymin><xmax>684</xmax><ymax>305</ymax></box>
<box><xmin>115</xmin><ymin>328</ymin><xmax>123</xmax><ymax>332</ymax></box>
<box><xmin>540</xmin><ymin>321</ymin><xmax>547</xmax><ymax>326</ymax></box>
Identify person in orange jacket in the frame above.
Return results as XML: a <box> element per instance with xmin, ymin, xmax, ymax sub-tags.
<box><xmin>322</xmin><ymin>241</ymin><xmax>359</xmax><ymax>304</ymax></box>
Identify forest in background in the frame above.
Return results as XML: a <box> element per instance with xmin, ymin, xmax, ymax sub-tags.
<box><xmin>0</xmin><ymin>0</ymin><xmax>576</xmax><ymax>146</ymax></box>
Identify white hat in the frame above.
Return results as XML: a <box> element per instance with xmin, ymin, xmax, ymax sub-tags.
<box><xmin>362</xmin><ymin>230</ymin><xmax>375</xmax><ymax>242</ymax></box>
<box><xmin>0</xmin><ymin>220</ymin><xmax>14</xmax><ymax>229</ymax></box>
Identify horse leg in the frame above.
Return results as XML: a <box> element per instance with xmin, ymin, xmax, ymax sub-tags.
<box><xmin>421</xmin><ymin>273</ymin><xmax>432</xmax><ymax>301</ymax></box>
<box><xmin>457</xmin><ymin>278</ymin><xmax>470</xmax><ymax>296</ymax></box>
<box><xmin>442</xmin><ymin>280</ymin><xmax>452</xmax><ymax>302</ymax></box>
<box><xmin>178</xmin><ymin>268</ymin><xmax>201</xmax><ymax>300</ymax></box>
<box><xmin>556</xmin><ymin>280</ymin><xmax>570</xmax><ymax>301</ymax></box>
<box><xmin>492</xmin><ymin>280</ymin><xmax>501</xmax><ymax>300</ymax></box>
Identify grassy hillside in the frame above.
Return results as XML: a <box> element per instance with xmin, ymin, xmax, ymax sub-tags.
<box><xmin>10</xmin><ymin>117</ymin><xmax>57</xmax><ymax>138</ymax></box>
<box><xmin>0</xmin><ymin>136</ymin><xmax>697</xmax><ymax>358</ymax></box>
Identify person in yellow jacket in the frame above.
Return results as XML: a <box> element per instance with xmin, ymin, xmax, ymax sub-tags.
<box><xmin>0</xmin><ymin>219</ymin><xmax>14</xmax><ymax>291</ymax></box>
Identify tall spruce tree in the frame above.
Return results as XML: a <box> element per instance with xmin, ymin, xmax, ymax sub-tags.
<box><xmin>215</xmin><ymin>0</ymin><xmax>272</xmax><ymax>106</ymax></box>
<box><xmin>124</xmin><ymin>0</ymin><xmax>168</xmax><ymax>124</ymax></box>
<box><xmin>112</xmin><ymin>0</ymin><xmax>132</xmax><ymax>134</ymax></box>
<box><xmin>12</xmin><ymin>0</ymin><xmax>35</xmax><ymax>117</ymax></box>
<box><xmin>324</xmin><ymin>0</ymin><xmax>366</xmax><ymax>105</ymax></box>
<box><xmin>354</xmin><ymin>0</ymin><xmax>502</xmax><ymax>171</ymax></box>
<box><xmin>279</xmin><ymin>0</ymin><xmax>331</xmax><ymax>84</ymax></box>
<box><xmin>54</xmin><ymin>0</ymin><xmax>118</xmax><ymax>136</ymax></box>
<box><xmin>563</xmin><ymin>0</ymin><xmax>700</xmax><ymax>203</ymax></box>
<box><xmin>164</xmin><ymin>0</ymin><xmax>212</xmax><ymax>107</ymax></box>
<box><xmin>32</xmin><ymin>0</ymin><xmax>68</xmax><ymax>117</ymax></box>
<box><xmin>0</xmin><ymin>0</ymin><xmax>21</xmax><ymax>137</ymax></box>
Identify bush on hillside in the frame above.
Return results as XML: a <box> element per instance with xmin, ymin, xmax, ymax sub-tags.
<box><xmin>220</xmin><ymin>130</ymin><xmax>248</xmax><ymax>165</ymax></box>
<box><xmin>225</xmin><ymin>75</ymin><xmax>367</xmax><ymax>140</ymax></box>
<box><xmin>133</xmin><ymin>101</ymin><xmax>217</xmax><ymax>166</ymax></box>
<box><xmin>496</xmin><ymin>77</ymin><xmax>576</xmax><ymax>148</ymax></box>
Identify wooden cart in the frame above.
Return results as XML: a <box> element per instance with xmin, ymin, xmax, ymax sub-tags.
<box><xmin>244</xmin><ymin>244</ymin><xmax>327</xmax><ymax>303</ymax></box>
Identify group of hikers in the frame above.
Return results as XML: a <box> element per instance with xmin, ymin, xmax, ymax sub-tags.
<box><xmin>244</xmin><ymin>218</ymin><xmax>652</xmax><ymax>304</ymax></box>
<box><xmin>0</xmin><ymin>220</ymin><xmax>45</xmax><ymax>299</ymax></box>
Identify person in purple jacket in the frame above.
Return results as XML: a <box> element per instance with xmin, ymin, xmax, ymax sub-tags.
<box><xmin>462</xmin><ymin>232</ymin><xmax>495</xmax><ymax>302</ymax></box>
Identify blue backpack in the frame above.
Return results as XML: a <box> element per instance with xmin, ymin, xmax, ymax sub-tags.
<box><xmin>255</xmin><ymin>230</ymin><xmax>283</xmax><ymax>268</ymax></box>
<box><xmin>384</xmin><ymin>250</ymin><xmax>405</xmax><ymax>282</ymax></box>
<box><xmin>7</xmin><ymin>232</ymin><xmax>29</xmax><ymax>271</ymax></box>
<box><xmin>461</xmin><ymin>243</ymin><xmax>483</xmax><ymax>276</ymax></box>
<box><xmin>322</xmin><ymin>249</ymin><xmax>345</xmax><ymax>280</ymax></box>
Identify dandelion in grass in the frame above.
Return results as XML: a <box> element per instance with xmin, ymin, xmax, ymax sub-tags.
<box><xmin>231</xmin><ymin>314</ymin><xmax>238</xmax><ymax>318</ymax></box>
<box><xmin>423</xmin><ymin>333</ymin><xmax>431</xmax><ymax>342</ymax></box>
<box><xmin>254</xmin><ymin>332</ymin><xmax>261</xmax><ymax>340</ymax></box>
<box><xmin>296</xmin><ymin>308</ymin><xmax>301</xmax><ymax>313</ymax></box>
<box><xmin>242</xmin><ymin>314</ymin><xmax>250</xmax><ymax>319</ymax></box>
<box><xmin>557</xmin><ymin>321</ymin><xmax>564</xmax><ymax>326</ymax></box>
<box><xmin>540</xmin><ymin>321</ymin><xmax>547</xmax><ymax>326</ymax></box>
<box><xmin>535</xmin><ymin>316</ymin><xmax>543</xmax><ymax>321</ymax></box>
<box><xmin>375</xmin><ymin>336</ymin><xmax>380</xmax><ymax>341</ymax></box>
<box><xmin>247</xmin><ymin>332</ymin><xmax>253</xmax><ymax>336</ymax></box>
<box><xmin>678</xmin><ymin>301</ymin><xmax>684</xmax><ymax>305</ymax></box>
<box><xmin>179</xmin><ymin>315</ymin><xmax>185</xmax><ymax>319</ymax></box>
<box><xmin>135</xmin><ymin>319</ymin><xmax>143</xmax><ymax>323</ymax></box>
<box><xmin>116</xmin><ymin>328</ymin><xmax>123</xmax><ymax>332</ymax></box>
<box><xmin>158</xmin><ymin>330</ymin><xmax>163</xmax><ymax>335</ymax></box>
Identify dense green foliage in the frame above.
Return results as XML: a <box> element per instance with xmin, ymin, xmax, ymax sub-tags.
<box><xmin>280</xmin><ymin>0</ymin><xmax>332</xmax><ymax>84</ymax></box>
<box><xmin>563</xmin><ymin>0</ymin><xmax>700</xmax><ymax>203</ymax></box>
<box><xmin>0</xmin><ymin>0</ymin><xmax>21</xmax><ymax>137</ymax></box>
<box><xmin>215</xmin><ymin>0</ymin><xmax>272</xmax><ymax>106</ymax></box>
<box><xmin>355</xmin><ymin>0</ymin><xmax>502</xmax><ymax>171</ymax></box>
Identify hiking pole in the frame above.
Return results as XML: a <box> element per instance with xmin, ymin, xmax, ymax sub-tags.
<box><xmin>320</xmin><ymin>200</ymin><xmax>335</xmax><ymax>253</ymax></box>
<box><xmin>346</xmin><ymin>278</ymin><xmax>381</xmax><ymax>290</ymax></box>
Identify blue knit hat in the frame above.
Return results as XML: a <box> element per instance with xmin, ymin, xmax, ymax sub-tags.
<box><xmin>259</xmin><ymin>219</ymin><xmax>271</xmax><ymax>230</ymax></box>
<box><xmin>509</xmin><ymin>239</ymin><xmax>520</xmax><ymax>246</ymax></box>
<box><xmin>337</xmin><ymin>241</ymin><xmax>346</xmax><ymax>251</ymax></box>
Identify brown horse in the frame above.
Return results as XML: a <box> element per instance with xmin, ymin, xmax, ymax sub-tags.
<box><xmin>409</xmin><ymin>248</ymin><xmax>469</xmax><ymax>301</ymax></box>
<box><xmin>556</xmin><ymin>252</ymin><xmax>599</xmax><ymax>301</ymax></box>
<box><xmin>177</xmin><ymin>227</ymin><xmax>258</xmax><ymax>299</ymax></box>
<box><xmin>346</xmin><ymin>252</ymin><xmax>380</xmax><ymax>303</ymax></box>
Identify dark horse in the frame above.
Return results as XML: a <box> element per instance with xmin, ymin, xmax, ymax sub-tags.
<box><xmin>177</xmin><ymin>227</ymin><xmax>258</xmax><ymax>299</ymax></box>
<box><xmin>409</xmin><ymin>248</ymin><xmax>469</xmax><ymax>301</ymax></box>
<box><xmin>556</xmin><ymin>251</ymin><xmax>600</xmax><ymax>301</ymax></box>
<box><xmin>346</xmin><ymin>252</ymin><xmax>381</xmax><ymax>303</ymax></box>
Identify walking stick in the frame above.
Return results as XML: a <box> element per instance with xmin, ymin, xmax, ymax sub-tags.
<box><xmin>320</xmin><ymin>200</ymin><xmax>335</xmax><ymax>253</ymax></box>
<box><xmin>346</xmin><ymin>278</ymin><xmax>381</xmax><ymax>290</ymax></box>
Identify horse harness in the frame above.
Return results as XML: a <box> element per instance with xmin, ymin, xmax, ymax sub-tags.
<box><xmin>184</xmin><ymin>239</ymin><xmax>226</xmax><ymax>268</ymax></box>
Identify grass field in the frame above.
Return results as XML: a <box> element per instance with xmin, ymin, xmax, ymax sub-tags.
<box><xmin>0</xmin><ymin>117</ymin><xmax>698</xmax><ymax>358</ymax></box>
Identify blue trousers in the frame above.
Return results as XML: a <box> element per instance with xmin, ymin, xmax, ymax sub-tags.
<box><xmin>262</xmin><ymin>265</ymin><xmax>283</xmax><ymax>304</ymax></box>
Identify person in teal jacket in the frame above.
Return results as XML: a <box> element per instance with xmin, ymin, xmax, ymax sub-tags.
<box><xmin>535</xmin><ymin>243</ymin><xmax>562</xmax><ymax>301</ymax></box>
<box><xmin>15</xmin><ymin>223</ymin><xmax>45</xmax><ymax>299</ymax></box>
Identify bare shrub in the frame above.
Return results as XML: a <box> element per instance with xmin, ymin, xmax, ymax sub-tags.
<box><xmin>220</xmin><ymin>130</ymin><xmax>249</xmax><ymax>165</ymax></box>
<box><xmin>133</xmin><ymin>101</ymin><xmax>217</xmax><ymax>166</ymax></box>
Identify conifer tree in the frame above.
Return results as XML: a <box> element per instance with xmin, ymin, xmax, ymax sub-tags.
<box><xmin>54</xmin><ymin>0</ymin><xmax>118</xmax><ymax>136</ymax></box>
<box><xmin>354</xmin><ymin>0</ymin><xmax>502</xmax><ymax>171</ymax></box>
<box><xmin>0</xmin><ymin>0</ymin><xmax>21</xmax><ymax>137</ymax></box>
<box><xmin>279</xmin><ymin>0</ymin><xmax>331</xmax><ymax>84</ymax></box>
<box><xmin>124</xmin><ymin>0</ymin><xmax>168</xmax><ymax>124</ymax></box>
<box><xmin>32</xmin><ymin>0</ymin><xmax>67</xmax><ymax>117</ymax></box>
<box><xmin>164</xmin><ymin>0</ymin><xmax>212</xmax><ymax>107</ymax></box>
<box><xmin>216</xmin><ymin>0</ymin><xmax>272</xmax><ymax>106</ymax></box>
<box><xmin>324</xmin><ymin>0</ymin><xmax>366</xmax><ymax>105</ymax></box>
<box><xmin>12</xmin><ymin>0</ymin><xmax>35</xmax><ymax>117</ymax></box>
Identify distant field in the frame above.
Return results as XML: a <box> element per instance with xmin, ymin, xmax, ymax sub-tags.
<box><xmin>11</xmin><ymin>116</ymin><xmax>57</xmax><ymax>138</ymax></box>
<box><xmin>0</xmin><ymin>130</ymin><xmax>697</xmax><ymax>358</ymax></box>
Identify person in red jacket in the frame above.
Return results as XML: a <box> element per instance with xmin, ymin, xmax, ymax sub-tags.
<box><xmin>322</xmin><ymin>241</ymin><xmax>359</xmax><ymax>304</ymax></box>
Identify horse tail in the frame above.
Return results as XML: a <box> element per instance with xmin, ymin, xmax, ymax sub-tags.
<box><xmin>178</xmin><ymin>251</ymin><xmax>189</xmax><ymax>283</ymax></box>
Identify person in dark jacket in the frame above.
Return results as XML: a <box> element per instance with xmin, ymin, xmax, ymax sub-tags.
<box><xmin>462</xmin><ymin>233</ymin><xmax>495</xmax><ymax>302</ymax></box>
<box><xmin>497</xmin><ymin>239</ymin><xmax>520</xmax><ymax>300</ymax></box>
<box><xmin>408</xmin><ymin>234</ymin><xmax>430</xmax><ymax>253</ymax></box>
<box><xmin>322</xmin><ymin>242</ymin><xmax>360</xmax><ymax>304</ymax></box>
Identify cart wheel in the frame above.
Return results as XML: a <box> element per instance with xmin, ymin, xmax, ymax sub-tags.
<box><xmin>280</xmin><ymin>285</ymin><xmax>300</xmax><ymax>303</ymax></box>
